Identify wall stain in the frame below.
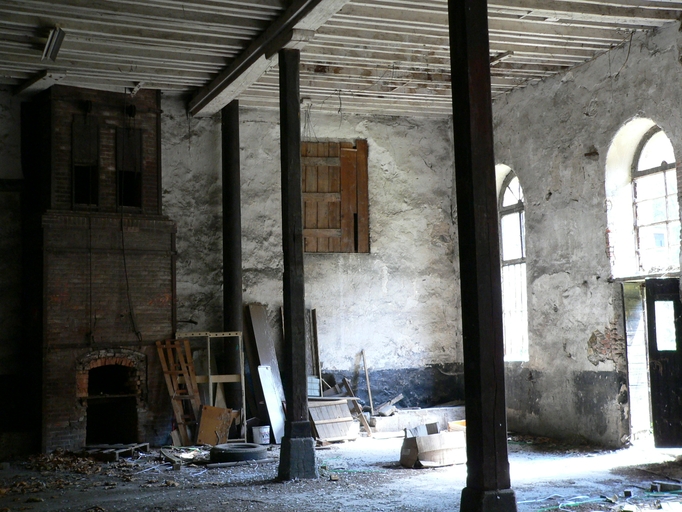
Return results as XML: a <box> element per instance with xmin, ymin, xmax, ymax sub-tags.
<box><xmin>587</xmin><ymin>322</ymin><xmax>627</xmax><ymax>372</ymax></box>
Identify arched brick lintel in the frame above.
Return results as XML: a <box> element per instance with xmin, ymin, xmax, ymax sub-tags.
<box><xmin>76</xmin><ymin>349</ymin><xmax>146</xmax><ymax>398</ymax></box>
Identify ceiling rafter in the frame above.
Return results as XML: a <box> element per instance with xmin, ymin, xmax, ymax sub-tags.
<box><xmin>0</xmin><ymin>0</ymin><xmax>680</xmax><ymax>116</ymax></box>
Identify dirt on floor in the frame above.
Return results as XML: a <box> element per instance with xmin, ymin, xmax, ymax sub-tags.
<box><xmin>2</xmin><ymin>435</ymin><xmax>682</xmax><ymax>511</ymax></box>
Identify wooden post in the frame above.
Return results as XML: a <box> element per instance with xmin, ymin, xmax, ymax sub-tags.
<box><xmin>221</xmin><ymin>100</ymin><xmax>243</xmax><ymax>334</ymax></box>
<box><xmin>220</xmin><ymin>101</ymin><xmax>243</xmax><ymax>408</ymax></box>
<box><xmin>448</xmin><ymin>0</ymin><xmax>518</xmax><ymax>510</ymax></box>
<box><xmin>277</xmin><ymin>47</ymin><xmax>317</xmax><ymax>480</ymax></box>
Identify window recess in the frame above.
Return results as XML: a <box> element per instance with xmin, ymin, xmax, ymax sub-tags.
<box><xmin>72</xmin><ymin>117</ymin><xmax>99</xmax><ymax>208</ymax></box>
<box><xmin>116</xmin><ymin>127</ymin><xmax>143</xmax><ymax>209</ymax></box>
<box><xmin>631</xmin><ymin>126</ymin><xmax>680</xmax><ymax>273</ymax></box>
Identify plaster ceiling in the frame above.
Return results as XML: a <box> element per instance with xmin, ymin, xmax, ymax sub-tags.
<box><xmin>1</xmin><ymin>0</ymin><xmax>680</xmax><ymax>117</ymax></box>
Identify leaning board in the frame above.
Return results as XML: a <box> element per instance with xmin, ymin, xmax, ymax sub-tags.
<box><xmin>258</xmin><ymin>365</ymin><xmax>285</xmax><ymax>444</ymax></box>
<box><xmin>308</xmin><ymin>399</ymin><xmax>358</xmax><ymax>442</ymax></box>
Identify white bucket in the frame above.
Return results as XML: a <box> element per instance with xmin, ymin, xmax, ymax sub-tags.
<box><xmin>252</xmin><ymin>425</ymin><xmax>271</xmax><ymax>445</ymax></box>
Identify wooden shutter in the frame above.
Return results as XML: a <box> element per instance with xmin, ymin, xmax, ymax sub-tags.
<box><xmin>302</xmin><ymin>139</ymin><xmax>369</xmax><ymax>253</ymax></box>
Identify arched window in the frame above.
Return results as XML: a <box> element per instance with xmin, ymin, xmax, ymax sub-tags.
<box><xmin>605</xmin><ymin>119</ymin><xmax>680</xmax><ymax>277</ymax></box>
<box><xmin>498</xmin><ymin>169</ymin><xmax>529</xmax><ymax>362</ymax></box>
<box><xmin>632</xmin><ymin>126</ymin><xmax>680</xmax><ymax>273</ymax></box>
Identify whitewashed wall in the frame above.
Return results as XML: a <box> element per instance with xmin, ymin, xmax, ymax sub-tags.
<box><xmin>161</xmin><ymin>100</ymin><xmax>464</xmax><ymax>406</ymax></box>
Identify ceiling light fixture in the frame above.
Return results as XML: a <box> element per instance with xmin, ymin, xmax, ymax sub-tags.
<box><xmin>42</xmin><ymin>26</ymin><xmax>65</xmax><ymax>62</ymax></box>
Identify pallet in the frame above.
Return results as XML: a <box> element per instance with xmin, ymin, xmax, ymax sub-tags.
<box><xmin>84</xmin><ymin>443</ymin><xmax>150</xmax><ymax>462</ymax></box>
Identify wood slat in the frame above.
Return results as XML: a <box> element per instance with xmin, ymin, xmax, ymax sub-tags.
<box><xmin>317</xmin><ymin>141</ymin><xmax>330</xmax><ymax>252</ymax></box>
<box><xmin>301</xmin><ymin>156</ymin><xmax>341</xmax><ymax>166</ymax></box>
<box><xmin>328</xmin><ymin>142</ymin><xmax>341</xmax><ymax>252</ymax></box>
<box><xmin>304</xmin><ymin>141</ymin><xmax>318</xmax><ymax>253</ymax></box>
<box><xmin>303</xmin><ymin>228</ymin><xmax>342</xmax><ymax>237</ymax></box>
<box><xmin>356</xmin><ymin>139</ymin><xmax>369</xmax><ymax>253</ymax></box>
<box><xmin>340</xmin><ymin>147</ymin><xmax>357</xmax><ymax>253</ymax></box>
<box><xmin>302</xmin><ymin>192</ymin><xmax>341</xmax><ymax>202</ymax></box>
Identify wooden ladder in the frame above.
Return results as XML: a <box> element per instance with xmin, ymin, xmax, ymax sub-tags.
<box><xmin>156</xmin><ymin>339</ymin><xmax>202</xmax><ymax>446</ymax></box>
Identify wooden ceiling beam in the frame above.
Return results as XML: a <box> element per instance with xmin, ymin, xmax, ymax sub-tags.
<box><xmin>189</xmin><ymin>0</ymin><xmax>351</xmax><ymax>116</ymax></box>
<box><xmin>15</xmin><ymin>69</ymin><xmax>66</xmax><ymax>96</ymax></box>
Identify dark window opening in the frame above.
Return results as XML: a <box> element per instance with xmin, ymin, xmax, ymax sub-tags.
<box><xmin>118</xmin><ymin>170</ymin><xmax>142</xmax><ymax>209</ymax></box>
<box><xmin>72</xmin><ymin>118</ymin><xmax>99</xmax><ymax>207</ymax></box>
<box><xmin>116</xmin><ymin>127</ymin><xmax>143</xmax><ymax>209</ymax></box>
<box><xmin>73</xmin><ymin>165</ymin><xmax>99</xmax><ymax>206</ymax></box>
<box><xmin>86</xmin><ymin>365</ymin><xmax>138</xmax><ymax>444</ymax></box>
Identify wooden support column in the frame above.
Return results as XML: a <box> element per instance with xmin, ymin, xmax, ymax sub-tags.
<box><xmin>448</xmin><ymin>0</ymin><xmax>518</xmax><ymax>510</ymax></box>
<box><xmin>222</xmin><ymin>101</ymin><xmax>243</xmax><ymax>334</ymax></box>
<box><xmin>277</xmin><ymin>48</ymin><xmax>317</xmax><ymax>480</ymax></box>
<box><xmin>219</xmin><ymin>101</ymin><xmax>243</xmax><ymax>406</ymax></box>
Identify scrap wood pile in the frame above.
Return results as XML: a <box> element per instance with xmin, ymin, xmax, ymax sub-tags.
<box><xmin>245</xmin><ymin>304</ymin><xmax>392</xmax><ymax>445</ymax></box>
<box><xmin>157</xmin><ymin>303</ymin><xmax>407</xmax><ymax>450</ymax></box>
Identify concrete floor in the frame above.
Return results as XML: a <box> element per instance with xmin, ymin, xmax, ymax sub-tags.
<box><xmin>2</xmin><ymin>434</ymin><xmax>682</xmax><ymax>511</ymax></box>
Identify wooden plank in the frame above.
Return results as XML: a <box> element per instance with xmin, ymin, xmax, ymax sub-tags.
<box><xmin>302</xmin><ymin>192</ymin><xmax>341</xmax><ymax>202</ymax></box>
<box><xmin>304</xmin><ymin>141</ymin><xmax>318</xmax><ymax>253</ymax></box>
<box><xmin>301</xmin><ymin>156</ymin><xmax>340</xmax><ymax>166</ymax></box>
<box><xmin>317</xmin><ymin>142</ymin><xmax>330</xmax><ymax>252</ymax></box>
<box><xmin>340</xmin><ymin>377</ymin><xmax>372</xmax><ymax>436</ymax></box>
<box><xmin>328</xmin><ymin>142</ymin><xmax>341</xmax><ymax>252</ymax></box>
<box><xmin>214</xmin><ymin>383</ymin><xmax>227</xmax><ymax>409</ymax></box>
<box><xmin>340</xmin><ymin>147</ymin><xmax>357</xmax><ymax>253</ymax></box>
<box><xmin>315</xmin><ymin>416</ymin><xmax>353</xmax><ymax>426</ymax></box>
<box><xmin>192</xmin><ymin>375</ymin><xmax>241</xmax><ymax>384</ymax></box>
<box><xmin>361</xmin><ymin>349</ymin><xmax>374</xmax><ymax>415</ymax></box>
<box><xmin>248</xmin><ymin>304</ymin><xmax>285</xmax><ymax>403</ymax></box>
<box><xmin>196</xmin><ymin>406</ymin><xmax>234</xmax><ymax>446</ymax></box>
<box><xmin>258</xmin><ymin>365</ymin><xmax>286</xmax><ymax>444</ymax></box>
<box><xmin>355</xmin><ymin>139</ymin><xmax>369</xmax><ymax>253</ymax></box>
<box><xmin>303</xmin><ymin>228</ymin><xmax>341</xmax><ymax>238</ymax></box>
<box><xmin>311</xmin><ymin>309</ymin><xmax>322</xmax><ymax>397</ymax></box>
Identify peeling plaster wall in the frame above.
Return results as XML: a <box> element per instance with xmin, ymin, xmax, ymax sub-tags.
<box><xmin>161</xmin><ymin>98</ymin><xmax>464</xmax><ymax>407</ymax></box>
<box><xmin>495</xmin><ymin>21</ymin><xmax>682</xmax><ymax>447</ymax></box>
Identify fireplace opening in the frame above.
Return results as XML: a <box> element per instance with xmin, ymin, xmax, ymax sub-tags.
<box><xmin>86</xmin><ymin>365</ymin><xmax>138</xmax><ymax>445</ymax></box>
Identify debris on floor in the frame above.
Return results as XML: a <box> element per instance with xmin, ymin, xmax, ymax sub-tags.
<box><xmin>2</xmin><ymin>436</ymin><xmax>682</xmax><ymax>511</ymax></box>
<box><xmin>399</xmin><ymin>422</ymin><xmax>466</xmax><ymax>468</ymax></box>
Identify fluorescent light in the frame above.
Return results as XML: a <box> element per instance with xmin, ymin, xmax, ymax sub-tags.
<box><xmin>42</xmin><ymin>27</ymin><xmax>65</xmax><ymax>62</ymax></box>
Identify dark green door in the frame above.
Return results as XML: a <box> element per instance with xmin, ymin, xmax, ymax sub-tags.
<box><xmin>646</xmin><ymin>278</ymin><xmax>682</xmax><ymax>447</ymax></box>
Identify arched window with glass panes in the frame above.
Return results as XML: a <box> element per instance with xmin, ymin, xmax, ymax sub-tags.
<box><xmin>631</xmin><ymin>126</ymin><xmax>680</xmax><ymax>273</ymax></box>
<box><xmin>499</xmin><ymin>171</ymin><xmax>529</xmax><ymax>362</ymax></box>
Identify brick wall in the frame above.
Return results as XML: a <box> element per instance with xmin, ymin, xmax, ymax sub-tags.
<box><xmin>47</xmin><ymin>86</ymin><xmax>161</xmax><ymax>214</ymax></box>
<box><xmin>21</xmin><ymin>86</ymin><xmax>176</xmax><ymax>452</ymax></box>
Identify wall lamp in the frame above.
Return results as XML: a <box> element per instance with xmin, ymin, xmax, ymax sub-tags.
<box><xmin>42</xmin><ymin>26</ymin><xmax>65</xmax><ymax>62</ymax></box>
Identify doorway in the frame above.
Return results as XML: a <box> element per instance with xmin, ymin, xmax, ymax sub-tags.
<box><xmin>645</xmin><ymin>278</ymin><xmax>682</xmax><ymax>447</ymax></box>
<box><xmin>623</xmin><ymin>282</ymin><xmax>652</xmax><ymax>442</ymax></box>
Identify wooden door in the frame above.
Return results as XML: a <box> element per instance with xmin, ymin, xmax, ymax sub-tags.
<box><xmin>646</xmin><ymin>278</ymin><xmax>682</xmax><ymax>447</ymax></box>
